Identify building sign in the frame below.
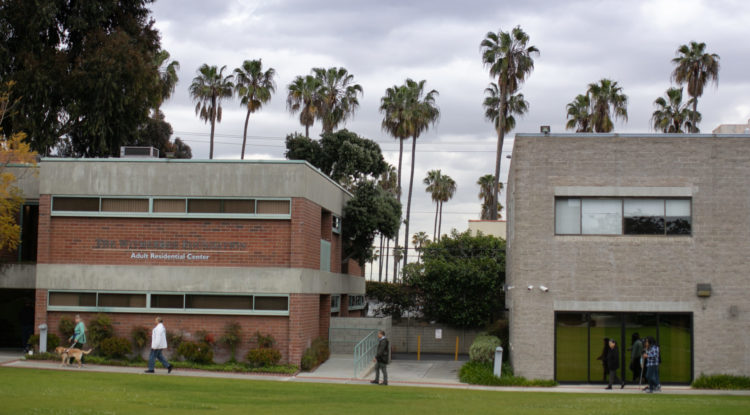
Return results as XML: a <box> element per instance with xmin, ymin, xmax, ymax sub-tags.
<box><xmin>93</xmin><ymin>239</ymin><xmax>248</xmax><ymax>262</ymax></box>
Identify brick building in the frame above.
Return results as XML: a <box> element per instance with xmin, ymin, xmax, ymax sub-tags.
<box><xmin>506</xmin><ymin>133</ymin><xmax>750</xmax><ymax>383</ymax></box>
<box><xmin>0</xmin><ymin>159</ymin><xmax>366</xmax><ymax>364</ymax></box>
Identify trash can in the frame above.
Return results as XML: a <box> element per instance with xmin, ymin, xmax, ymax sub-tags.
<box><xmin>493</xmin><ymin>346</ymin><xmax>503</xmax><ymax>378</ymax></box>
<box><xmin>38</xmin><ymin>323</ymin><xmax>48</xmax><ymax>353</ymax></box>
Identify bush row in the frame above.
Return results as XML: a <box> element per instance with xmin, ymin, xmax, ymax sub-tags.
<box><xmin>692</xmin><ymin>374</ymin><xmax>750</xmax><ymax>390</ymax></box>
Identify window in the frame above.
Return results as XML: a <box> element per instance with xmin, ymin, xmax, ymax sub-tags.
<box><xmin>186</xmin><ymin>295</ymin><xmax>252</xmax><ymax>310</ymax></box>
<box><xmin>101</xmin><ymin>198</ymin><xmax>149</xmax><ymax>213</ymax></box>
<box><xmin>153</xmin><ymin>199</ymin><xmax>186</xmax><ymax>213</ymax></box>
<box><xmin>254</xmin><ymin>296</ymin><xmax>288</xmax><ymax>311</ymax></box>
<box><xmin>49</xmin><ymin>292</ymin><xmax>96</xmax><ymax>307</ymax></box>
<box><xmin>331</xmin><ymin>295</ymin><xmax>340</xmax><ymax>313</ymax></box>
<box><xmin>151</xmin><ymin>294</ymin><xmax>184</xmax><ymax>309</ymax></box>
<box><xmin>98</xmin><ymin>293</ymin><xmax>146</xmax><ymax>308</ymax></box>
<box><xmin>257</xmin><ymin>200</ymin><xmax>290</xmax><ymax>214</ymax></box>
<box><xmin>53</xmin><ymin>197</ymin><xmax>99</xmax><ymax>212</ymax></box>
<box><xmin>332</xmin><ymin>216</ymin><xmax>342</xmax><ymax>234</ymax></box>
<box><xmin>555</xmin><ymin>197</ymin><xmax>691</xmax><ymax>236</ymax></box>
<box><xmin>349</xmin><ymin>295</ymin><xmax>365</xmax><ymax>310</ymax></box>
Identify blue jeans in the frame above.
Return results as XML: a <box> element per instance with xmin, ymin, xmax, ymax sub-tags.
<box><xmin>646</xmin><ymin>365</ymin><xmax>659</xmax><ymax>390</ymax></box>
<box><xmin>148</xmin><ymin>349</ymin><xmax>170</xmax><ymax>371</ymax></box>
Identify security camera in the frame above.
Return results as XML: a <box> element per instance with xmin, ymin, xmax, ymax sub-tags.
<box><xmin>540</xmin><ymin>285</ymin><xmax>549</xmax><ymax>292</ymax></box>
<box><xmin>527</xmin><ymin>285</ymin><xmax>534</xmax><ymax>291</ymax></box>
<box><xmin>504</xmin><ymin>285</ymin><xmax>514</xmax><ymax>291</ymax></box>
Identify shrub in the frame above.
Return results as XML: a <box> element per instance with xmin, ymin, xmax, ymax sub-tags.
<box><xmin>88</xmin><ymin>314</ymin><xmax>114</xmax><ymax>347</ymax></box>
<box><xmin>27</xmin><ymin>333</ymin><xmax>60</xmax><ymax>351</ymax></box>
<box><xmin>219</xmin><ymin>322</ymin><xmax>242</xmax><ymax>362</ymax></box>
<box><xmin>301</xmin><ymin>337</ymin><xmax>330</xmax><ymax>371</ymax></box>
<box><xmin>58</xmin><ymin>316</ymin><xmax>75</xmax><ymax>339</ymax></box>
<box><xmin>196</xmin><ymin>330</ymin><xmax>216</xmax><ymax>346</ymax></box>
<box><xmin>246</xmin><ymin>348</ymin><xmax>282</xmax><ymax>368</ymax></box>
<box><xmin>365</xmin><ymin>281</ymin><xmax>419</xmax><ymax>321</ymax></box>
<box><xmin>469</xmin><ymin>335</ymin><xmax>502</xmax><ymax>364</ymax></box>
<box><xmin>459</xmin><ymin>361</ymin><xmax>557</xmax><ymax>387</ymax></box>
<box><xmin>254</xmin><ymin>332</ymin><xmax>275</xmax><ymax>349</ymax></box>
<box><xmin>100</xmin><ymin>337</ymin><xmax>132</xmax><ymax>359</ymax></box>
<box><xmin>131</xmin><ymin>326</ymin><xmax>149</xmax><ymax>352</ymax></box>
<box><xmin>177</xmin><ymin>341</ymin><xmax>214</xmax><ymax>364</ymax></box>
<box><xmin>692</xmin><ymin>374</ymin><xmax>750</xmax><ymax>390</ymax></box>
<box><xmin>166</xmin><ymin>330</ymin><xmax>184</xmax><ymax>350</ymax></box>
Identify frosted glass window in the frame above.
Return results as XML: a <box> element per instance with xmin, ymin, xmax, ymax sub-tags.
<box><xmin>666</xmin><ymin>199</ymin><xmax>690</xmax><ymax>216</ymax></box>
<box><xmin>555</xmin><ymin>198</ymin><xmax>581</xmax><ymax>234</ymax></box>
<box><xmin>581</xmin><ymin>199</ymin><xmax>622</xmax><ymax>234</ymax></box>
<box><xmin>624</xmin><ymin>199</ymin><xmax>664</xmax><ymax>217</ymax></box>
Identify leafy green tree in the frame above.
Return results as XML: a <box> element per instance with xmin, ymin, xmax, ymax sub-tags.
<box><xmin>587</xmin><ymin>78</ymin><xmax>628</xmax><ymax>132</ymax></box>
<box><xmin>565</xmin><ymin>94</ymin><xmax>593</xmax><ymax>132</ymax></box>
<box><xmin>671</xmin><ymin>41</ymin><xmax>720</xmax><ymax>133</ymax></box>
<box><xmin>365</xmin><ymin>280</ymin><xmax>419</xmax><ymax>321</ymax></box>
<box><xmin>284</xmin><ymin>129</ymin><xmax>387</xmax><ymax>188</ymax></box>
<box><xmin>136</xmin><ymin>111</ymin><xmax>192</xmax><ymax>159</ymax></box>
<box><xmin>189</xmin><ymin>64</ymin><xmax>234</xmax><ymax>159</ymax></box>
<box><xmin>480</xmin><ymin>26</ymin><xmax>538</xmax><ymax>220</ymax></box>
<box><xmin>0</xmin><ymin>0</ymin><xmax>165</xmax><ymax>156</ymax></box>
<box><xmin>406</xmin><ymin>230</ymin><xmax>506</xmax><ymax>328</ymax></box>
<box><xmin>342</xmin><ymin>181</ymin><xmax>401</xmax><ymax>266</ymax></box>
<box><xmin>477</xmin><ymin>174</ymin><xmax>503</xmax><ymax>220</ymax></box>
<box><xmin>154</xmin><ymin>49</ymin><xmax>180</xmax><ymax>109</ymax></box>
<box><xmin>651</xmin><ymin>87</ymin><xmax>700</xmax><ymax>133</ymax></box>
<box><xmin>234</xmin><ymin>59</ymin><xmax>276</xmax><ymax>159</ymax></box>
<box><xmin>286</xmin><ymin>75</ymin><xmax>321</xmax><ymax>138</ymax></box>
<box><xmin>312</xmin><ymin>67</ymin><xmax>363</xmax><ymax>134</ymax></box>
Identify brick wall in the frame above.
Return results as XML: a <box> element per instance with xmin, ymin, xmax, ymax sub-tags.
<box><xmin>290</xmin><ymin>198</ymin><xmax>321</xmax><ymax>270</ymax></box>
<box><xmin>287</xmin><ymin>293</ymin><xmax>321</xmax><ymax>363</ymax></box>
<box><xmin>318</xmin><ymin>294</ymin><xmax>331</xmax><ymax>339</ymax></box>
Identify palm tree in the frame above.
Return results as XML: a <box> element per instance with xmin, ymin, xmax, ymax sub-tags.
<box><xmin>412</xmin><ymin>232</ymin><xmax>430</xmax><ymax>263</ymax></box>
<box><xmin>312</xmin><ymin>67</ymin><xmax>363</xmax><ymax>133</ymax></box>
<box><xmin>393</xmin><ymin>245</ymin><xmax>404</xmax><ymax>282</ymax></box>
<box><xmin>477</xmin><ymin>174</ymin><xmax>504</xmax><ymax>219</ymax></box>
<box><xmin>189</xmin><ymin>64</ymin><xmax>234</xmax><ymax>159</ymax></box>
<box><xmin>671</xmin><ymin>41</ymin><xmax>720</xmax><ymax>133</ymax></box>
<box><xmin>565</xmin><ymin>94</ymin><xmax>592</xmax><ymax>132</ymax></box>
<box><xmin>377</xmin><ymin>165</ymin><xmax>398</xmax><ymax>282</ymax></box>
<box><xmin>480</xmin><ymin>26</ymin><xmax>539</xmax><ymax>221</ymax></box>
<box><xmin>586</xmin><ymin>78</ymin><xmax>628</xmax><ymax>132</ymax></box>
<box><xmin>423</xmin><ymin>169</ymin><xmax>443</xmax><ymax>240</ymax></box>
<box><xmin>287</xmin><ymin>75</ymin><xmax>321</xmax><ymax>138</ymax></box>
<box><xmin>436</xmin><ymin>174</ymin><xmax>456</xmax><ymax>242</ymax></box>
<box><xmin>484</xmin><ymin>82</ymin><xmax>529</xmax><ymax>134</ymax></box>
<box><xmin>651</xmin><ymin>87</ymin><xmax>700</xmax><ymax>133</ymax></box>
<box><xmin>234</xmin><ymin>59</ymin><xmax>276</xmax><ymax>159</ymax></box>
<box><xmin>401</xmin><ymin>79</ymin><xmax>439</xmax><ymax>270</ymax></box>
<box><xmin>154</xmin><ymin>49</ymin><xmax>180</xmax><ymax>109</ymax></box>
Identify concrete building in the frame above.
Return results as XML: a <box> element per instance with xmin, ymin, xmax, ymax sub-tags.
<box><xmin>467</xmin><ymin>220</ymin><xmax>506</xmax><ymax>239</ymax></box>
<box><xmin>506</xmin><ymin>133</ymin><xmax>750</xmax><ymax>383</ymax></box>
<box><xmin>1</xmin><ymin>159</ymin><xmax>366</xmax><ymax>364</ymax></box>
<box><xmin>712</xmin><ymin>119</ymin><xmax>750</xmax><ymax>134</ymax></box>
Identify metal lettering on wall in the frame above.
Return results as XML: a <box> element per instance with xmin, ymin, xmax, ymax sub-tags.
<box><xmin>93</xmin><ymin>239</ymin><xmax>248</xmax><ymax>261</ymax></box>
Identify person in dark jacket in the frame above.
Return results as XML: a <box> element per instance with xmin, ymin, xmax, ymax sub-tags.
<box><xmin>629</xmin><ymin>333</ymin><xmax>643</xmax><ymax>383</ymax></box>
<box><xmin>605</xmin><ymin>339</ymin><xmax>624</xmax><ymax>389</ymax></box>
<box><xmin>371</xmin><ymin>330</ymin><xmax>389</xmax><ymax>385</ymax></box>
<box><xmin>596</xmin><ymin>337</ymin><xmax>610</xmax><ymax>382</ymax></box>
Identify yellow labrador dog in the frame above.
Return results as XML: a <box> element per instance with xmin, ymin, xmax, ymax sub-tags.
<box><xmin>55</xmin><ymin>346</ymin><xmax>93</xmax><ymax>368</ymax></box>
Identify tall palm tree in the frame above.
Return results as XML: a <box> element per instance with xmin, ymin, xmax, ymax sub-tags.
<box><xmin>424</xmin><ymin>169</ymin><xmax>443</xmax><ymax>240</ymax></box>
<box><xmin>234</xmin><ymin>59</ymin><xmax>276</xmax><ymax>159</ymax></box>
<box><xmin>480</xmin><ymin>26</ymin><xmax>538</xmax><ymax>221</ymax></box>
<box><xmin>436</xmin><ymin>174</ymin><xmax>456</xmax><ymax>242</ymax></box>
<box><xmin>651</xmin><ymin>87</ymin><xmax>700</xmax><ymax>133</ymax></box>
<box><xmin>154</xmin><ymin>49</ymin><xmax>180</xmax><ymax>109</ymax></box>
<box><xmin>586</xmin><ymin>78</ymin><xmax>628</xmax><ymax>132</ymax></box>
<box><xmin>401</xmin><ymin>79</ymin><xmax>439</xmax><ymax>270</ymax></box>
<box><xmin>312</xmin><ymin>67</ymin><xmax>363</xmax><ymax>133</ymax></box>
<box><xmin>412</xmin><ymin>231</ymin><xmax>430</xmax><ymax>263</ymax></box>
<box><xmin>376</xmin><ymin>164</ymin><xmax>398</xmax><ymax>282</ymax></box>
<box><xmin>671</xmin><ymin>41</ymin><xmax>720</xmax><ymax>133</ymax></box>
<box><xmin>477</xmin><ymin>174</ymin><xmax>504</xmax><ymax>220</ymax></box>
<box><xmin>287</xmin><ymin>75</ymin><xmax>321</xmax><ymax>138</ymax></box>
<box><xmin>189</xmin><ymin>64</ymin><xmax>234</xmax><ymax>159</ymax></box>
<box><xmin>565</xmin><ymin>94</ymin><xmax>592</xmax><ymax>132</ymax></box>
<box><xmin>483</xmin><ymin>82</ymin><xmax>529</xmax><ymax>134</ymax></box>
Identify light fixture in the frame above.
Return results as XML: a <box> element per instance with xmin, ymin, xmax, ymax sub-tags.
<box><xmin>697</xmin><ymin>283</ymin><xmax>712</xmax><ymax>298</ymax></box>
<box><xmin>527</xmin><ymin>285</ymin><xmax>534</xmax><ymax>291</ymax></box>
<box><xmin>539</xmin><ymin>285</ymin><xmax>549</xmax><ymax>292</ymax></box>
<box><xmin>540</xmin><ymin>125</ymin><xmax>551</xmax><ymax>134</ymax></box>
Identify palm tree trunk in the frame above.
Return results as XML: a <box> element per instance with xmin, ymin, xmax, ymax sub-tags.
<box><xmin>384</xmin><ymin>238</ymin><xmax>391</xmax><ymax>283</ymax></box>
<box><xmin>378</xmin><ymin>234</ymin><xmax>384</xmax><ymax>282</ymax></box>
<box><xmin>433</xmin><ymin>202</ymin><xmax>439</xmax><ymax>241</ymax></box>
<box><xmin>209</xmin><ymin>96</ymin><xmax>217</xmax><ymax>159</ymax></box>
<box><xmin>491</xmin><ymin>92</ymin><xmax>507</xmax><ymax>220</ymax></box>
<box><xmin>241</xmin><ymin>109</ymin><xmax>251</xmax><ymax>160</ymax></box>
<box><xmin>305</xmin><ymin>124</ymin><xmax>310</xmax><ymax>138</ymax></box>
<box><xmin>393</xmin><ymin>138</ymin><xmax>404</xmax><ymax>281</ymax></box>
<box><xmin>403</xmin><ymin>136</ymin><xmax>418</xmax><ymax>271</ymax></box>
<box><xmin>438</xmin><ymin>201</ymin><xmax>443</xmax><ymax>242</ymax></box>
<box><xmin>691</xmin><ymin>97</ymin><xmax>698</xmax><ymax>133</ymax></box>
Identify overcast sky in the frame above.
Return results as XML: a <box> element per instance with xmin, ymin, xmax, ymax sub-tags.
<box><xmin>148</xmin><ymin>0</ymin><xmax>750</xmax><ymax>277</ymax></box>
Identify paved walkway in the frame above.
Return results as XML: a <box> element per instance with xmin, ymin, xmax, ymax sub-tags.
<box><xmin>2</xmin><ymin>350</ymin><xmax>748</xmax><ymax>396</ymax></box>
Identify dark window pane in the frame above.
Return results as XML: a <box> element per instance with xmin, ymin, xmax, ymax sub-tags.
<box><xmin>224</xmin><ymin>199</ymin><xmax>255</xmax><ymax>214</ymax></box>
<box><xmin>254</xmin><ymin>296</ymin><xmax>288</xmax><ymax>311</ymax></box>
<box><xmin>151</xmin><ymin>294</ymin><xmax>184</xmax><ymax>309</ymax></box>
<box><xmin>555</xmin><ymin>313</ymin><xmax>589</xmax><ymax>382</ymax></box>
<box><xmin>153</xmin><ymin>199</ymin><xmax>186</xmax><ymax>213</ymax></box>
<box><xmin>658</xmin><ymin>314</ymin><xmax>692</xmax><ymax>383</ymax></box>
<box><xmin>53</xmin><ymin>197</ymin><xmax>99</xmax><ymax>212</ymax></box>
<box><xmin>49</xmin><ymin>292</ymin><xmax>96</xmax><ymax>307</ymax></box>
<box><xmin>187</xmin><ymin>199</ymin><xmax>221</xmax><ymax>213</ymax></box>
<box><xmin>185</xmin><ymin>295</ymin><xmax>252</xmax><ymax>310</ymax></box>
<box><xmin>589</xmin><ymin>313</ymin><xmax>622</xmax><ymax>383</ymax></box>
<box><xmin>666</xmin><ymin>217</ymin><xmax>691</xmax><ymax>235</ymax></box>
<box><xmin>98</xmin><ymin>293</ymin><xmax>146</xmax><ymax>308</ymax></box>
<box><xmin>624</xmin><ymin>217</ymin><xmax>665</xmax><ymax>234</ymax></box>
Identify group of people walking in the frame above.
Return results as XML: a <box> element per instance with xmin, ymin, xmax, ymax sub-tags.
<box><xmin>598</xmin><ymin>333</ymin><xmax>661</xmax><ymax>392</ymax></box>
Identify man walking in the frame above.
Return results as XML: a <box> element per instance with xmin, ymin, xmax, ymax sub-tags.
<box><xmin>145</xmin><ymin>317</ymin><xmax>173</xmax><ymax>374</ymax></box>
<box><xmin>370</xmin><ymin>330</ymin><xmax>389</xmax><ymax>385</ymax></box>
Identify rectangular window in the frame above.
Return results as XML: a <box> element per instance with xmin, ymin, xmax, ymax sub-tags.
<box><xmin>254</xmin><ymin>296</ymin><xmax>288</xmax><ymax>311</ymax></box>
<box><xmin>49</xmin><ymin>292</ymin><xmax>96</xmax><ymax>307</ymax></box>
<box><xmin>349</xmin><ymin>295</ymin><xmax>365</xmax><ymax>310</ymax></box>
<box><xmin>98</xmin><ymin>293</ymin><xmax>147</xmax><ymax>308</ymax></box>
<box><xmin>257</xmin><ymin>200</ymin><xmax>290</xmax><ymax>214</ymax></box>
<box><xmin>187</xmin><ymin>199</ymin><xmax>222</xmax><ymax>213</ymax></box>
<box><xmin>185</xmin><ymin>295</ymin><xmax>253</xmax><ymax>310</ymax></box>
<box><xmin>151</xmin><ymin>294</ymin><xmax>184</xmax><ymax>309</ymax></box>
<box><xmin>101</xmin><ymin>198</ymin><xmax>149</xmax><ymax>213</ymax></box>
<box><xmin>52</xmin><ymin>197</ymin><xmax>99</xmax><ymax>212</ymax></box>
<box><xmin>224</xmin><ymin>199</ymin><xmax>255</xmax><ymax>214</ymax></box>
<box><xmin>153</xmin><ymin>199</ymin><xmax>186</xmax><ymax>213</ymax></box>
<box><xmin>331</xmin><ymin>295</ymin><xmax>340</xmax><ymax>312</ymax></box>
<box><xmin>555</xmin><ymin>197</ymin><xmax>691</xmax><ymax>236</ymax></box>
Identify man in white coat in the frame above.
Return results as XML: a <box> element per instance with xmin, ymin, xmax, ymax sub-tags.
<box><xmin>145</xmin><ymin>316</ymin><xmax>173</xmax><ymax>374</ymax></box>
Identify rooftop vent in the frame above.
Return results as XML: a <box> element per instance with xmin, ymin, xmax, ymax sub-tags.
<box><xmin>120</xmin><ymin>146</ymin><xmax>159</xmax><ymax>158</ymax></box>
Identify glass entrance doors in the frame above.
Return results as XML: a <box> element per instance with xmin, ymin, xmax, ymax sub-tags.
<box><xmin>555</xmin><ymin>312</ymin><xmax>692</xmax><ymax>383</ymax></box>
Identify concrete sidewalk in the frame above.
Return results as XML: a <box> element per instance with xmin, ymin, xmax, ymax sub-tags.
<box><xmin>3</xmin><ymin>351</ymin><xmax>749</xmax><ymax>396</ymax></box>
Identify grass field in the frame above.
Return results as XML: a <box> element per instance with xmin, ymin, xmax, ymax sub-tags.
<box><xmin>1</xmin><ymin>368</ymin><xmax>749</xmax><ymax>414</ymax></box>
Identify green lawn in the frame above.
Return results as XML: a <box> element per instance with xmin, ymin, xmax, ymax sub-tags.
<box><xmin>1</xmin><ymin>367</ymin><xmax>749</xmax><ymax>415</ymax></box>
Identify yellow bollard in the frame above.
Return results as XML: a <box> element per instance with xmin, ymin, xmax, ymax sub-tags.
<box><xmin>417</xmin><ymin>335</ymin><xmax>421</xmax><ymax>361</ymax></box>
<box><xmin>455</xmin><ymin>336</ymin><xmax>459</xmax><ymax>361</ymax></box>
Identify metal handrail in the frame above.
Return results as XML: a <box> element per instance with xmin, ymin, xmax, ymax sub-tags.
<box><xmin>353</xmin><ymin>330</ymin><xmax>378</xmax><ymax>378</ymax></box>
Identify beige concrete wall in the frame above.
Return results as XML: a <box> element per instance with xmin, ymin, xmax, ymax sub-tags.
<box><xmin>390</xmin><ymin>322</ymin><xmax>480</xmax><ymax>355</ymax></box>
<box><xmin>0</xmin><ymin>264</ymin><xmax>35</xmax><ymax>289</ymax></box>
<box><xmin>36</xmin><ymin>264</ymin><xmax>364</xmax><ymax>295</ymax></box>
<box><xmin>39</xmin><ymin>159</ymin><xmax>349</xmax><ymax>216</ymax></box>
<box><xmin>507</xmin><ymin>133</ymin><xmax>750</xmax><ymax>380</ymax></box>
<box><xmin>468</xmin><ymin>220</ymin><xmax>506</xmax><ymax>239</ymax></box>
<box><xmin>712</xmin><ymin>120</ymin><xmax>750</xmax><ymax>134</ymax></box>
<box><xmin>6</xmin><ymin>165</ymin><xmax>39</xmax><ymax>200</ymax></box>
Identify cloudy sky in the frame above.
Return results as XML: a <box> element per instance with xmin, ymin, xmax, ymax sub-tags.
<box><xmin>148</xmin><ymin>0</ymin><xmax>750</xmax><ymax>276</ymax></box>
